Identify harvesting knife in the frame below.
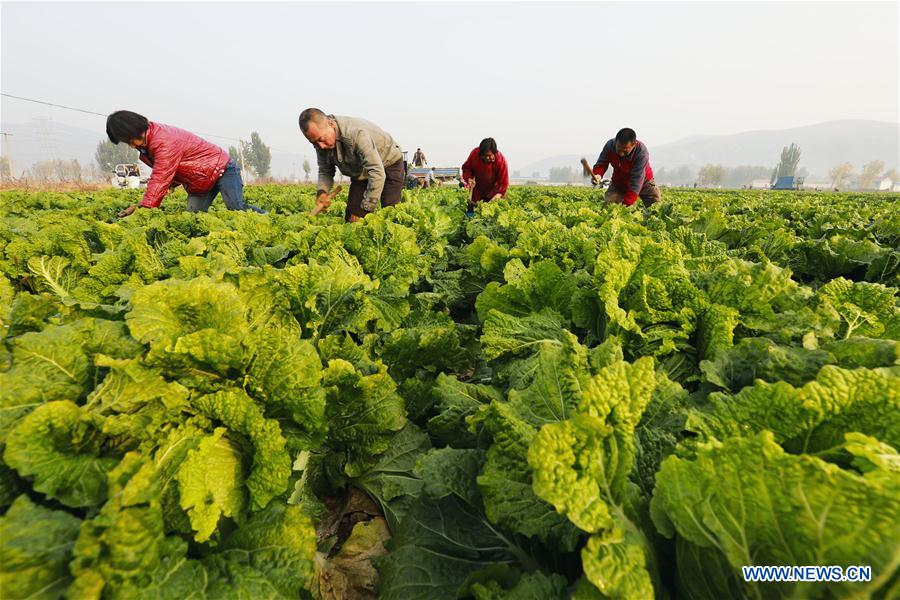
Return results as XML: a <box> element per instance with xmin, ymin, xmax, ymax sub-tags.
<box><xmin>581</xmin><ymin>157</ymin><xmax>609</xmax><ymax>189</ymax></box>
<box><xmin>310</xmin><ymin>185</ymin><xmax>343</xmax><ymax>216</ymax></box>
<box><xmin>581</xmin><ymin>157</ymin><xmax>601</xmax><ymax>186</ymax></box>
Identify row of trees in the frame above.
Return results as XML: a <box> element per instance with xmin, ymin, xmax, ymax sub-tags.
<box><xmin>827</xmin><ymin>160</ymin><xmax>896</xmax><ymax>189</ymax></box>
<box><xmin>764</xmin><ymin>143</ymin><xmax>894</xmax><ymax>189</ymax></box>
<box><xmin>546</xmin><ymin>160</ymin><xmax>896</xmax><ymax>189</ymax></box>
<box><xmin>656</xmin><ymin>165</ymin><xmax>776</xmax><ymax>187</ymax></box>
<box><xmin>685</xmin><ymin>160</ymin><xmax>895</xmax><ymax>189</ymax></box>
<box><xmin>542</xmin><ymin>142</ymin><xmax>895</xmax><ymax>190</ymax></box>
<box><xmin>18</xmin><ymin>159</ymin><xmax>102</xmax><ymax>183</ymax></box>
<box><xmin>548</xmin><ymin>166</ymin><xmax>580</xmax><ymax>183</ymax></box>
<box><xmin>3</xmin><ymin>154</ymin><xmax>109</xmax><ymax>183</ymax></box>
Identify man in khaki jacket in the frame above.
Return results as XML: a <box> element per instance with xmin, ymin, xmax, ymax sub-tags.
<box><xmin>299</xmin><ymin>108</ymin><xmax>404</xmax><ymax>222</ymax></box>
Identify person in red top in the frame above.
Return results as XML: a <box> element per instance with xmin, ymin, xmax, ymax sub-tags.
<box><xmin>105</xmin><ymin>110</ymin><xmax>263</xmax><ymax>217</ymax></box>
<box><xmin>590</xmin><ymin>128</ymin><xmax>660</xmax><ymax>207</ymax></box>
<box><xmin>461</xmin><ymin>138</ymin><xmax>509</xmax><ymax>215</ymax></box>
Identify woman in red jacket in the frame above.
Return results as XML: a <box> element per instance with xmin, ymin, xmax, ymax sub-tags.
<box><xmin>105</xmin><ymin>110</ymin><xmax>263</xmax><ymax>217</ymax></box>
<box><xmin>461</xmin><ymin>138</ymin><xmax>509</xmax><ymax>216</ymax></box>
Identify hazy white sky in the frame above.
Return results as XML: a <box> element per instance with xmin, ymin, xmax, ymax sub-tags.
<box><xmin>2</xmin><ymin>1</ymin><xmax>898</xmax><ymax>169</ymax></box>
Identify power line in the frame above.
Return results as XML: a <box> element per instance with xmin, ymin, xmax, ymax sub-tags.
<box><xmin>1</xmin><ymin>92</ymin><xmax>240</xmax><ymax>143</ymax></box>
<box><xmin>1</xmin><ymin>93</ymin><xmax>107</xmax><ymax>116</ymax></box>
<box><xmin>1</xmin><ymin>91</ymin><xmax>301</xmax><ymax>155</ymax></box>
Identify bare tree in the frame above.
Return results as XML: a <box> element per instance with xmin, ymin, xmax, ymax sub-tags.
<box><xmin>29</xmin><ymin>160</ymin><xmax>55</xmax><ymax>183</ymax></box>
<box><xmin>828</xmin><ymin>162</ymin><xmax>854</xmax><ymax>189</ymax></box>
<box><xmin>26</xmin><ymin>159</ymin><xmax>84</xmax><ymax>183</ymax></box>
<box><xmin>303</xmin><ymin>158</ymin><xmax>311</xmax><ymax>182</ymax></box>
<box><xmin>857</xmin><ymin>160</ymin><xmax>885</xmax><ymax>189</ymax></box>
<box><xmin>83</xmin><ymin>163</ymin><xmax>103</xmax><ymax>182</ymax></box>
<box><xmin>0</xmin><ymin>156</ymin><xmax>11</xmax><ymax>182</ymax></box>
<box><xmin>54</xmin><ymin>159</ymin><xmax>82</xmax><ymax>182</ymax></box>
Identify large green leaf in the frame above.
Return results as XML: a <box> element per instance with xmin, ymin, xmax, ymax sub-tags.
<box><xmin>126</xmin><ymin>277</ymin><xmax>250</xmax><ymax>373</ymax></box>
<box><xmin>4</xmin><ymin>400</ymin><xmax>118</xmax><ymax>508</ymax></box>
<box><xmin>651</xmin><ymin>431</ymin><xmax>900</xmax><ymax>598</ymax></box>
<box><xmin>193</xmin><ymin>389</ymin><xmax>291</xmax><ymax>511</ymax></box>
<box><xmin>0</xmin><ymin>495</ymin><xmax>82</xmax><ymax>600</ymax></box>
<box><xmin>175</xmin><ymin>427</ymin><xmax>247</xmax><ymax>543</ymax></box>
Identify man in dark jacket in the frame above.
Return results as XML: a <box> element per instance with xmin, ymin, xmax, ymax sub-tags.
<box><xmin>106</xmin><ymin>110</ymin><xmax>263</xmax><ymax>217</ymax></box>
<box><xmin>591</xmin><ymin>128</ymin><xmax>660</xmax><ymax>207</ymax></box>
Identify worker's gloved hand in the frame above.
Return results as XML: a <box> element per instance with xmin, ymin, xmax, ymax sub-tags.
<box><xmin>623</xmin><ymin>191</ymin><xmax>639</xmax><ymax>206</ymax></box>
<box><xmin>467</xmin><ymin>178</ymin><xmax>476</xmax><ymax>189</ymax></box>
<box><xmin>591</xmin><ymin>175</ymin><xmax>601</xmax><ymax>186</ymax></box>
<box><xmin>361</xmin><ymin>192</ymin><xmax>378</xmax><ymax>213</ymax></box>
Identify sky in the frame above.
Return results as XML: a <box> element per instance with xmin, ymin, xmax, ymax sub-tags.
<box><xmin>2</xmin><ymin>1</ymin><xmax>899</xmax><ymax>171</ymax></box>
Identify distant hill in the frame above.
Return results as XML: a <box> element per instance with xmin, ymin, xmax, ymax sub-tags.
<box><xmin>516</xmin><ymin>120</ymin><xmax>899</xmax><ymax>178</ymax></box>
<box><xmin>4</xmin><ymin>118</ymin><xmax>897</xmax><ymax>181</ymax></box>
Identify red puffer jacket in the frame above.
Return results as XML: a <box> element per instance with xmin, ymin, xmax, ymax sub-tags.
<box><xmin>138</xmin><ymin>122</ymin><xmax>230</xmax><ymax>208</ymax></box>
<box><xmin>461</xmin><ymin>148</ymin><xmax>509</xmax><ymax>201</ymax></box>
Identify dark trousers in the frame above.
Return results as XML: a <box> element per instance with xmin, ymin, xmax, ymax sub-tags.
<box><xmin>604</xmin><ymin>178</ymin><xmax>661</xmax><ymax>208</ymax></box>
<box><xmin>345</xmin><ymin>159</ymin><xmax>405</xmax><ymax>221</ymax></box>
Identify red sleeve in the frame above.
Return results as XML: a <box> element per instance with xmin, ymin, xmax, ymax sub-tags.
<box><xmin>592</xmin><ymin>140</ymin><xmax>612</xmax><ymax>177</ymax></box>
<box><xmin>140</xmin><ymin>141</ymin><xmax>183</xmax><ymax>208</ymax></box>
<box><xmin>490</xmin><ymin>153</ymin><xmax>509</xmax><ymax>197</ymax></box>
<box><xmin>461</xmin><ymin>149</ymin><xmax>476</xmax><ymax>186</ymax></box>
<box><xmin>623</xmin><ymin>190</ymin><xmax>639</xmax><ymax>206</ymax></box>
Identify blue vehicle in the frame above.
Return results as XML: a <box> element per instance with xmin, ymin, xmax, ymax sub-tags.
<box><xmin>772</xmin><ymin>176</ymin><xmax>805</xmax><ymax>190</ymax></box>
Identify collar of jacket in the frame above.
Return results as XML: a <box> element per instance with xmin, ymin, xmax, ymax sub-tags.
<box><xmin>328</xmin><ymin>115</ymin><xmax>345</xmax><ymax>163</ymax></box>
<box><xmin>138</xmin><ymin>122</ymin><xmax>157</xmax><ymax>158</ymax></box>
<box><xmin>144</xmin><ymin>121</ymin><xmax>157</xmax><ymax>146</ymax></box>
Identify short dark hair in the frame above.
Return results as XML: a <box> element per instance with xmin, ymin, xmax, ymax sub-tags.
<box><xmin>106</xmin><ymin>110</ymin><xmax>149</xmax><ymax>144</ymax></box>
<box><xmin>298</xmin><ymin>108</ymin><xmax>327</xmax><ymax>133</ymax></box>
<box><xmin>478</xmin><ymin>137</ymin><xmax>498</xmax><ymax>155</ymax></box>
<box><xmin>615</xmin><ymin>128</ymin><xmax>637</xmax><ymax>144</ymax></box>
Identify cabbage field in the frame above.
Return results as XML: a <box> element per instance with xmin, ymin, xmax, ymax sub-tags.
<box><xmin>0</xmin><ymin>184</ymin><xmax>898</xmax><ymax>600</ymax></box>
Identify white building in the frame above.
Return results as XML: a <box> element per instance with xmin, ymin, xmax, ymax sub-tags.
<box><xmin>802</xmin><ymin>181</ymin><xmax>832</xmax><ymax>191</ymax></box>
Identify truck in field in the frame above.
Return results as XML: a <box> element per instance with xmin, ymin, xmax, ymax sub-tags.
<box><xmin>771</xmin><ymin>175</ymin><xmax>805</xmax><ymax>190</ymax></box>
<box><xmin>111</xmin><ymin>163</ymin><xmax>149</xmax><ymax>189</ymax></box>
